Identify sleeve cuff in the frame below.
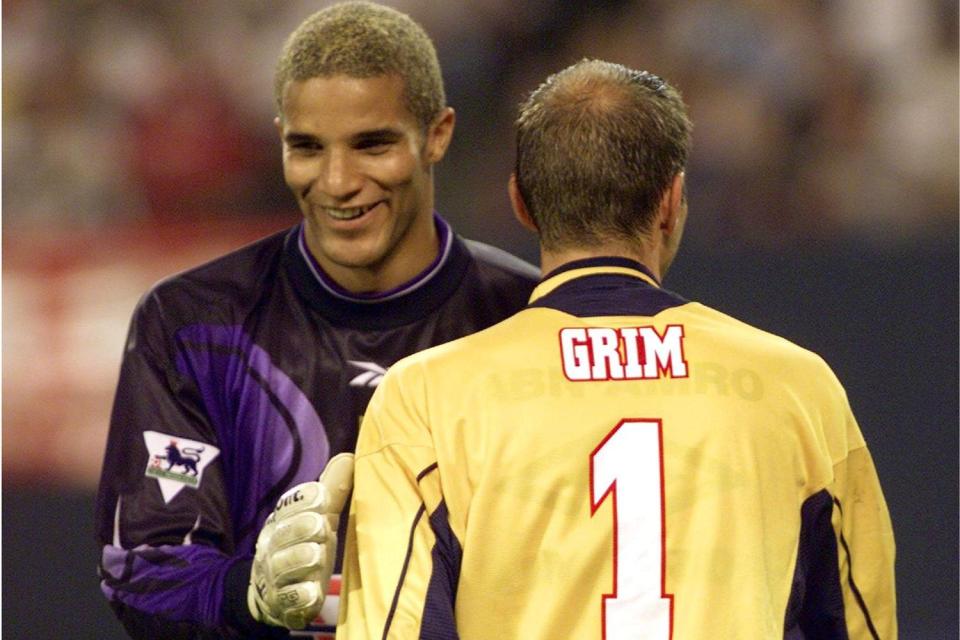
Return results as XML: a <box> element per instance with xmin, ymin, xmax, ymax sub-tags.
<box><xmin>222</xmin><ymin>558</ymin><xmax>287</xmax><ymax>638</ymax></box>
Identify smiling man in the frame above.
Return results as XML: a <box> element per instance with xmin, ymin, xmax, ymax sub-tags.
<box><xmin>279</xmin><ymin>71</ymin><xmax>455</xmax><ymax>293</ymax></box>
<box><xmin>94</xmin><ymin>3</ymin><xmax>538</xmax><ymax>639</ymax></box>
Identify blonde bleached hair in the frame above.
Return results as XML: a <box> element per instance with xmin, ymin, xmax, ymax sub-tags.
<box><xmin>275</xmin><ymin>1</ymin><xmax>446</xmax><ymax>130</ymax></box>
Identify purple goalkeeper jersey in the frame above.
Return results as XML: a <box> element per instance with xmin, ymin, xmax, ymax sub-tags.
<box><xmin>95</xmin><ymin>215</ymin><xmax>538</xmax><ymax>639</ymax></box>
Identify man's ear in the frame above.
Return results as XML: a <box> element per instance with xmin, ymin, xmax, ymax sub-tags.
<box><xmin>274</xmin><ymin>116</ymin><xmax>283</xmax><ymax>140</ymax></box>
<box><xmin>659</xmin><ymin>172</ymin><xmax>685</xmax><ymax>233</ymax></box>
<box><xmin>425</xmin><ymin>107</ymin><xmax>456</xmax><ymax>164</ymax></box>
<box><xmin>509</xmin><ymin>174</ymin><xmax>538</xmax><ymax>232</ymax></box>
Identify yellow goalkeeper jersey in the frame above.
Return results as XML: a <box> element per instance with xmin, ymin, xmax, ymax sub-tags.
<box><xmin>339</xmin><ymin>258</ymin><xmax>896</xmax><ymax>640</ymax></box>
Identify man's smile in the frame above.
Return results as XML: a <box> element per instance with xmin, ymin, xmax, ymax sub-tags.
<box><xmin>321</xmin><ymin>202</ymin><xmax>382</xmax><ymax>221</ymax></box>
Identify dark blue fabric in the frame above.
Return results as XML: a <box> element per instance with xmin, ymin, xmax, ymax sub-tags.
<box><xmin>539</xmin><ymin>256</ymin><xmax>659</xmax><ymax>283</ymax></box>
<box><xmin>420</xmin><ymin>500</ymin><xmax>462</xmax><ymax>639</ymax></box>
<box><xmin>531</xmin><ymin>257</ymin><xmax>687</xmax><ymax>318</ymax></box>
<box><xmin>783</xmin><ymin>490</ymin><xmax>849</xmax><ymax>639</ymax></box>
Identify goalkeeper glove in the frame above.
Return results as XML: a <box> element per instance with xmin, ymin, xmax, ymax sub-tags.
<box><xmin>247</xmin><ymin>452</ymin><xmax>354</xmax><ymax>629</ymax></box>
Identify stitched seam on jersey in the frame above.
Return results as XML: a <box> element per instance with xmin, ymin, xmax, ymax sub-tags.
<box><xmin>804</xmin><ymin>448</ymin><xmax>872</xmax><ymax>502</ymax></box>
<box><xmin>422</xmin><ymin>499</ymin><xmax>461</xmax><ymax>639</ymax></box>
<box><xmin>354</xmin><ymin>442</ymin><xmax>437</xmax><ymax>462</ymax></box>
<box><xmin>834</xmin><ymin>442</ymin><xmax>868</xmax><ymax>467</ymax></box>
<box><xmin>833</xmin><ymin>497</ymin><xmax>881</xmax><ymax>639</ymax></box>
<box><xmin>383</xmin><ymin>503</ymin><xmax>427</xmax><ymax>639</ymax></box>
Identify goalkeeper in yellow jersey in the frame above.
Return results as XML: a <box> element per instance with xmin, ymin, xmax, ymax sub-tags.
<box><xmin>338</xmin><ymin>59</ymin><xmax>897</xmax><ymax>639</ymax></box>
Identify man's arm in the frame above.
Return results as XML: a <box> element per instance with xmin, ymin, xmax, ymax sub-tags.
<box><xmin>338</xmin><ymin>367</ymin><xmax>460</xmax><ymax>639</ymax></box>
<box><xmin>830</xmin><ymin>435</ymin><xmax>897</xmax><ymax>639</ymax></box>
<box><xmin>786</xmin><ymin>403</ymin><xmax>897</xmax><ymax>639</ymax></box>
<box><xmin>95</xmin><ymin>302</ymin><xmax>286</xmax><ymax>639</ymax></box>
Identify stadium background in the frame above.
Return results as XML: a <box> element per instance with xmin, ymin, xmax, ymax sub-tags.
<box><xmin>3</xmin><ymin>0</ymin><xmax>957</xmax><ymax>637</ymax></box>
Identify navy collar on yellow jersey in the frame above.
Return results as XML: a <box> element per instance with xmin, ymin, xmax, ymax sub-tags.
<box><xmin>529</xmin><ymin>256</ymin><xmax>687</xmax><ymax>318</ymax></box>
<box><xmin>284</xmin><ymin>213</ymin><xmax>471</xmax><ymax>329</ymax></box>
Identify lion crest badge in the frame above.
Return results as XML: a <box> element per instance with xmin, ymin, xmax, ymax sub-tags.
<box><xmin>143</xmin><ymin>431</ymin><xmax>221</xmax><ymax>503</ymax></box>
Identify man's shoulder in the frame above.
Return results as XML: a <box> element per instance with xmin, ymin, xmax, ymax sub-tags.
<box><xmin>152</xmin><ymin>226</ymin><xmax>292</xmax><ymax>295</ymax></box>
<box><xmin>137</xmin><ymin>226</ymin><xmax>295</xmax><ymax>321</ymax></box>
<box><xmin>421</xmin><ymin>237</ymin><xmax>534</xmax><ymax>329</ymax></box>
<box><xmin>687</xmin><ymin>303</ymin><xmax>812</xmax><ymax>352</ymax></box>
<box><xmin>461</xmin><ymin>238</ymin><xmax>539</xmax><ymax>284</ymax></box>
<box><xmin>684</xmin><ymin>302</ymin><xmax>841</xmax><ymax>386</ymax></box>
<box><xmin>387</xmin><ymin>307</ymin><xmax>533</xmax><ymax>378</ymax></box>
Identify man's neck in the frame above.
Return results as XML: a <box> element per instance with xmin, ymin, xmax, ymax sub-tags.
<box><xmin>319</xmin><ymin>248</ymin><xmax>436</xmax><ymax>294</ymax></box>
<box><xmin>306</xmin><ymin>214</ymin><xmax>441</xmax><ymax>295</ymax></box>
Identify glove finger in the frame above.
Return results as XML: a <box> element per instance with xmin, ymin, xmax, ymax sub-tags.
<box><xmin>254</xmin><ymin>530</ymin><xmax>273</xmax><ymax>558</ymax></box>
<box><xmin>275</xmin><ymin>582</ymin><xmax>323</xmax><ymax>630</ymax></box>
<box><xmin>318</xmin><ymin>452</ymin><xmax>354</xmax><ymax>514</ymax></box>
<box><xmin>269</xmin><ymin>541</ymin><xmax>328</xmax><ymax>586</ymax></box>
<box><xmin>271</xmin><ymin>454</ymin><xmax>353</xmax><ymax>521</ymax></box>
<box><xmin>272</xmin><ymin>511</ymin><xmax>329</xmax><ymax>549</ymax></box>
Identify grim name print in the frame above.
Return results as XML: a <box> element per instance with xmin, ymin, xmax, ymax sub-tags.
<box><xmin>559</xmin><ymin>325</ymin><xmax>688</xmax><ymax>381</ymax></box>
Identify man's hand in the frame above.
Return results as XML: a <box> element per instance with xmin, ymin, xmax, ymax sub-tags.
<box><xmin>248</xmin><ymin>453</ymin><xmax>354</xmax><ymax>629</ymax></box>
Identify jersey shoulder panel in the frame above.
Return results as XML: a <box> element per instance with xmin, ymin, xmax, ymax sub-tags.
<box><xmin>151</xmin><ymin>226</ymin><xmax>291</xmax><ymax>305</ymax></box>
<box><xmin>448</xmin><ymin>237</ymin><xmax>539</xmax><ymax>327</ymax></box>
<box><xmin>125</xmin><ymin>226</ymin><xmax>294</xmax><ymax>364</ymax></box>
<box><xmin>461</xmin><ymin>238</ymin><xmax>540</xmax><ymax>283</ymax></box>
<box><xmin>683</xmin><ymin>302</ymin><xmax>837</xmax><ymax>378</ymax></box>
<box><xmin>136</xmin><ymin>227</ymin><xmax>292</xmax><ymax>323</ymax></box>
<box><xmin>676</xmin><ymin>301</ymin><xmax>860</xmax><ymax>459</ymax></box>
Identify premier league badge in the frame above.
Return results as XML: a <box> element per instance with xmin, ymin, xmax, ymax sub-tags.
<box><xmin>144</xmin><ymin>431</ymin><xmax>220</xmax><ymax>503</ymax></box>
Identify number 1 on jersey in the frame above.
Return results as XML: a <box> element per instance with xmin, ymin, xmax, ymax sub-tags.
<box><xmin>590</xmin><ymin>419</ymin><xmax>674</xmax><ymax>639</ymax></box>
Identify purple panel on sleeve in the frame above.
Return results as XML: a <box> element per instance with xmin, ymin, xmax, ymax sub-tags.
<box><xmin>100</xmin><ymin>542</ymin><xmax>244</xmax><ymax>626</ymax></box>
<box><xmin>174</xmin><ymin>324</ymin><xmax>330</xmax><ymax>548</ymax></box>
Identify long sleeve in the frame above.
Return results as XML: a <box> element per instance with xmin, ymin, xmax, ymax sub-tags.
<box><xmin>830</xmin><ymin>428</ymin><xmax>897</xmax><ymax>638</ymax></box>
<box><xmin>94</xmin><ymin>295</ymin><xmax>290</xmax><ymax>639</ymax></box>
<box><xmin>785</xmin><ymin>402</ymin><xmax>897</xmax><ymax>639</ymax></box>
<box><xmin>339</xmin><ymin>365</ymin><xmax>461</xmax><ymax>640</ymax></box>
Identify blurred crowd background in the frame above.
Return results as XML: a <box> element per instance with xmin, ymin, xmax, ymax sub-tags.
<box><xmin>2</xmin><ymin>0</ymin><xmax>957</xmax><ymax>637</ymax></box>
<box><xmin>4</xmin><ymin>0</ymin><xmax>957</xmax><ymax>243</ymax></box>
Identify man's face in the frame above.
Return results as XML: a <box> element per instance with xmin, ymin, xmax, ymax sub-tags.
<box><xmin>277</xmin><ymin>74</ymin><xmax>453</xmax><ymax>291</ymax></box>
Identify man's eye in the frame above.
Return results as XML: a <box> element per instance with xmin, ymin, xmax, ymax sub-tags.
<box><xmin>356</xmin><ymin>139</ymin><xmax>392</xmax><ymax>153</ymax></box>
<box><xmin>287</xmin><ymin>139</ymin><xmax>321</xmax><ymax>153</ymax></box>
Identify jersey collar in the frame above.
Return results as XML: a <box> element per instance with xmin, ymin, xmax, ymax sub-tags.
<box><xmin>530</xmin><ymin>256</ymin><xmax>661</xmax><ymax>304</ymax></box>
<box><xmin>296</xmin><ymin>214</ymin><xmax>454</xmax><ymax>304</ymax></box>
<box><xmin>285</xmin><ymin>213</ymin><xmax>471</xmax><ymax>329</ymax></box>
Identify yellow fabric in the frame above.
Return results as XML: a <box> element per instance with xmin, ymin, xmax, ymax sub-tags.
<box><xmin>339</xmin><ymin>265</ymin><xmax>896</xmax><ymax>639</ymax></box>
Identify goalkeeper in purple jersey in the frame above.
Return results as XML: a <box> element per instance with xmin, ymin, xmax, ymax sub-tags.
<box><xmin>93</xmin><ymin>3</ymin><xmax>537</xmax><ymax>638</ymax></box>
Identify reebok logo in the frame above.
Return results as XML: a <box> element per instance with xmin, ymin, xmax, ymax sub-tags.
<box><xmin>348</xmin><ymin>361</ymin><xmax>387</xmax><ymax>388</ymax></box>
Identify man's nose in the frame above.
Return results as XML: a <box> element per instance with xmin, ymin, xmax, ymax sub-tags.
<box><xmin>319</xmin><ymin>149</ymin><xmax>362</xmax><ymax>200</ymax></box>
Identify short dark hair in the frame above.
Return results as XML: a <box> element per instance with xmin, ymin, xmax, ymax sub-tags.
<box><xmin>515</xmin><ymin>59</ymin><xmax>692</xmax><ymax>251</ymax></box>
<box><xmin>275</xmin><ymin>1</ymin><xmax>445</xmax><ymax>129</ymax></box>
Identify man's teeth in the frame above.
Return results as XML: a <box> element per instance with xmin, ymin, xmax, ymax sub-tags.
<box><xmin>324</xmin><ymin>204</ymin><xmax>376</xmax><ymax>220</ymax></box>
